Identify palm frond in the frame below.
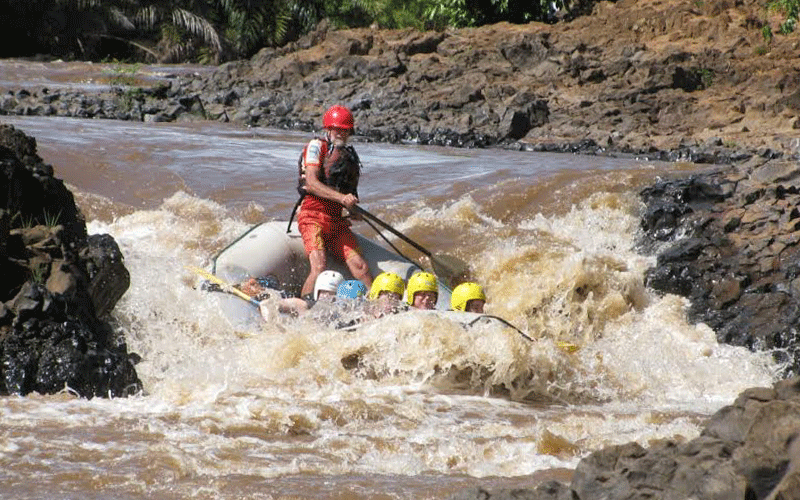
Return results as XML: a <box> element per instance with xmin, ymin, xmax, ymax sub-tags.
<box><xmin>163</xmin><ymin>40</ymin><xmax>194</xmax><ymax>62</ymax></box>
<box><xmin>172</xmin><ymin>7</ymin><xmax>222</xmax><ymax>52</ymax></box>
<box><xmin>133</xmin><ymin>5</ymin><xmax>159</xmax><ymax>29</ymax></box>
<box><xmin>109</xmin><ymin>7</ymin><xmax>136</xmax><ymax>31</ymax></box>
<box><xmin>54</xmin><ymin>0</ymin><xmax>102</xmax><ymax>7</ymax></box>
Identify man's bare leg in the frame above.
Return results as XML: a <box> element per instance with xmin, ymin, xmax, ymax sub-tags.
<box><xmin>346</xmin><ymin>254</ymin><xmax>373</xmax><ymax>289</ymax></box>
<box><xmin>301</xmin><ymin>249</ymin><xmax>327</xmax><ymax>297</ymax></box>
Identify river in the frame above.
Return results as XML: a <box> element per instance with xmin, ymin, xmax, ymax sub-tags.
<box><xmin>0</xmin><ymin>60</ymin><xmax>782</xmax><ymax>499</ymax></box>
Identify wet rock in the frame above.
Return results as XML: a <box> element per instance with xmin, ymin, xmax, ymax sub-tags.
<box><xmin>461</xmin><ymin>377</ymin><xmax>800</xmax><ymax>500</ymax></box>
<box><xmin>4</xmin><ymin>0</ymin><xmax>800</xmax><ymax>161</ymax></box>
<box><xmin>81</xmin><ymin>234</ymin><xmax>130</xmax><ymax>317</ymax></box>
<box><xmin>572</xmin><ymin>437</ymin><xmax>746</xmax><ymax>500</ymax></box>
<box><xmin>733</xmin><ymin>400</ymin><xmax>800</xmax><ymax>498</ymax></box>
<box><xmin>639</xmin><ymin>159</ymin><xmax>800</xmax><ymax>374</ymax></box>
<box><xmin>447</xmin><ymin>481</ymin><xmax>574</xmax><ymax>500</ymax></box>
<box><xmin>0</xmin><ymin>124</ymin><xmax>141</xmax><ymax>398</ymax></box>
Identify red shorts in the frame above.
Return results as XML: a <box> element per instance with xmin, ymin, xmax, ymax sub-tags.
<box><xmin>297</xmin><ymin>210</ymin><xmax>362</xmax><ymax>262</ymax></box>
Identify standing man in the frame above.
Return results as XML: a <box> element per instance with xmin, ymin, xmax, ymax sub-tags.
<box><xmin>295</xmin><ymin>105</ymin><xmax>373</xmax><ymax>298</ymax></box>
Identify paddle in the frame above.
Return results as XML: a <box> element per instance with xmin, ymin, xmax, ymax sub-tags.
<box><xmin>351</xmin><ymin>205</ymin><xmax>471</xmax><ymax>287</ymax></box>
<box><xmin>186</xmin><ymin>265</ymin><xmax>260</xmax><ymax>306</ymax></box>
<box><xmin>467</xmin><ymin>314</ymin><xmax>580</xmax><ymax>353</ymax></box>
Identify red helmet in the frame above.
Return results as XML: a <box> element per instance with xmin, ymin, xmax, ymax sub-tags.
<box><xmin>322</xmin><ymin>105</ymin><xmax>354</xmax><ymax>130</ymax></box>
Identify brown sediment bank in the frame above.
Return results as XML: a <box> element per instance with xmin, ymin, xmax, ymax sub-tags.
<box><xmin>2</xmin><ymin>0</ymin><xmax>799</xmax><ymax>162</ymax></box>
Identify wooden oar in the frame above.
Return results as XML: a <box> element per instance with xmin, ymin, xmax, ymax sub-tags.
<box><xmin>351</xmin><ymin>205</ymin><xmax>471</xmax><ymax>287</ymax></box>
<box><xmin>186</xmin><ymin>265</ymin><xmax>260</xmax><ymax>306</ymax></box>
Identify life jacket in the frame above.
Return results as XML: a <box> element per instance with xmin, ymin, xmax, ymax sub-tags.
<box><xmin>287</xmin><ymin>137</ymin><xmax>362</xmax><ymax>231</ymax></box>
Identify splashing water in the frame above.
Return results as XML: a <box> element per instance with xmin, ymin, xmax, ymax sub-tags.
<box><xmin>0</xmin><ymin>114</ymin><xmax>781</xmax><ymax>499</ymax></box>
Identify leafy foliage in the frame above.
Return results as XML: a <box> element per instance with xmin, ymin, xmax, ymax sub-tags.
<box><xmin>321</xmin><ymin>0</ymin><xmax>567</xmax><ymax>29</ymax></box>
<box><xmin>424</xmin><ymin>0</ymin><xmax>479</xmax><ymax>28</ymax></box>
<box><xmin>422</xmin><ymin>0</ymin><xmax>567</xmax><ymax>28</ymax></box>
<box><xmin>348</xmin><ymin>0</ymin><xmax>437</xmax><ymax>30</ymax></box>
<box><xmin>215</xmin><ymin>0</ymin><xmax>294</xmax><ymax>60</ymax></box>
<box><xmin>5</xmin><ymin>0</ymin><xmax>579</xmax><ymax>63</ymax></box>
<box><xmin>132</xmin><ymin>3</ymin><xmax>223</xmax><ymax>62</ymax></box>
<box><xmin>42</xmin><ymin>209</ymin><xmax>62</xmax><ymax>228</ymax></box>
<box><xmin>762</xmin><ymin>23</ymin><xmax>774</xmax><ymax>43</ymax></box>
<box><xmin>767</xmin><ymin>0</ymin><xmax>799</xmax><ymax>34</ymax></box>
<box><xmin>701</xmin><ymin>68</ymin><xmax>715</xmax><ymax>88</ymax></box>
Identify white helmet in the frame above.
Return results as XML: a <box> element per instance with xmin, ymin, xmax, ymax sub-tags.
<box><xmin>314</xmin><ymin>270</ymin><xmax>344</xmax><ymax>300</ymax></box>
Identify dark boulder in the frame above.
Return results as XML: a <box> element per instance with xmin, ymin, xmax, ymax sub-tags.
<box><xmin>81</xmin><ymin>234</ymin><xmax>130</xmax><ymax>317</ymax></box>
<box><xmin>0</xmin><ymin>124</ymin><xmax>141</xmax><ymax>398</ymax></box>
<box><xmin>638</xmin><ymin>159</ymin><xmax>800</xmax><ymax>374</ymax></box>
<box><xmin>448</xmin><ymin>377</ymin><xmax>800</xmax><ymax>500</ymax></box>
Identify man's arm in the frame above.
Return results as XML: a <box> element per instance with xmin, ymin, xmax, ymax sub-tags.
<box><xmin>304</xmin><ymin>162</ymin><xmax>359</xmax><ymax>208</ymax></box>
<box><xmin>278</xmin><ymin>297</ymin><xmax>311</xmax><ymax>317</ymax></box>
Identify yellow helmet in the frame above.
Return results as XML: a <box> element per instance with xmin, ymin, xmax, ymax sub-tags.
<box><xmin>406</xmin><ymin>271</ymin><xmax>438</xmax><ymax>305</ymax></box>
<box><xmin>369</xmin><ymin>272</ymin><xmax>406</xmax><ymax>300</ymax></box>
<box><xmin>450</xmin><ymin>282</ymin><xmax>486</xmax><ymax>311</ymax></box>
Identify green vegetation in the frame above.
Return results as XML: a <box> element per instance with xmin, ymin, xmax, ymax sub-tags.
<box><xmin>106</xmin><ymin>62</ymin><xmax>148</xmax><ymax>112</ymax></box>
<box><xmin>767</xmin><ymin>0</ymin><xmax>799</xmax><ymax>34</ymax></box>
<box><xmin>10</xmin><ymin>212</ymin><xmax>35</xmax><ymax>229</ymax></box>
<box><xmin>323</xmin><ymin>0</ymin><xmax>565</xmax><ymax>30</ymax></box>
<box><xmin>10</xmin><ymin>209</ymin><xmax>62</xmax><ymax>229</ymax></box>
<box><xmin>325</xmin><ymin>0</ymin><xmax>445</xmax><ymax>30</ymax></box>
<box><xmin>698</xmin><ymin>67</ymin><xmax>715</xmax><ymax>89</ymax></box>
<box><xmin>760</xmin><ymin>0</ymin><xmax>798</xmax><ymax>45</ymax></box>
<box><xmin>30</xmin><ymin>263</ymin><xmax>48</xmax><ymax>284</ymax></box>
<box><xmin>42</xmin><ymin>209</ymin><xmax>62</xmax><ymax>228</ymax></box>
<box><xmin>4</xmin><ymin>0</ymin><xmax>574</xmax><ymax>63</ymax></box>
<box><xmin>106</xmin><ymin>62</ymin><xmax>142</xmax><ymax>87</ymax></box>
<box><xmin>116</xmin><ymin>87</ymin><xmax>146</xmax><ymax>113</ymax></box>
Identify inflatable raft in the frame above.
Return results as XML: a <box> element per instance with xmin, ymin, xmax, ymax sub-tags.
<box><xmin>211</xmin><ymin>221</ymin><xmax>453</xmax><ymax>325</ymax></box>
<box><xmin>206</xmin><ymin>221</ymin><xmax>578</xmax><ymax>354</ymax></box>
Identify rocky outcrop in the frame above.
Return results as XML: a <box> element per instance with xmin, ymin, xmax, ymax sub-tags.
<box><xmin>2</xmin><ymin>0</ymin><xmax>799</xmax><ymax>161</ymax></box>
<box><xmin>0</xmin><ymin>124</ymin><xmax>141</xmax><ymax>398</ymax></box>
<box><xmin>449</xmin><ymin>377</ymin><xmax>800</xmax><ymax>500</ymax></box>
<box><xmin>638</xmin><ymin>158</ymin><xmax>800</xmax><ymax>374</ymax></box>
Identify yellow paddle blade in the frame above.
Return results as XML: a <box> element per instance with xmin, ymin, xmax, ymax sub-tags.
<box><xmin>185</xmin><ymin>265</ymin><xmax>259</xmax><ymax>305</ymax></box>
<box><xmin>556</xmin><ymin>341</ymin><xmax>580</xmax><ymax>354</ymax></box>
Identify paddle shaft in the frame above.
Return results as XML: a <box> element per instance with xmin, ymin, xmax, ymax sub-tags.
<box><xmin>186</xmin><ymin>265</ymin><xmax>260</xmax><ymax>306</ymax></box>
<box><xmin>468</xmin><ymin>315</ymin><xmax>579</xmax><ymax>352</ymax></box>
<box><xmin>351</xmin><ymin>205</ymin><xmax>433</xmax><ymax>258</ymax></box>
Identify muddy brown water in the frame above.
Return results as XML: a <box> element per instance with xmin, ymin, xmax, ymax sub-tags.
<box><xmin>0</xmin><ymin>60</ymin><xmax>782</xmax><ymax>499</ymax></box>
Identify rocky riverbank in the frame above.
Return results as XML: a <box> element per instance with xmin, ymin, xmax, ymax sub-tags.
<box><xmin>0</xmin><ymin>124</ymin><xmax>140</xmax><ymax>398</ymax></box>
<box><xmin>639</xmin><ymin>157</ymin><xmax>800</xmax><ymax>375</ymax></box>
<box><xmin>1</xmin><ymin>0</ymin><xmax>799</xmax><ymax>163</ymax></box>
<box><xmin>486</xmin><ymin>154</ymin><xmax>800</xmax><ymax>500</ymax></box>
<box><xmin>450</xmin><ymin>375</ymin><xmax>800</xmax><ymax>500</ymax></box>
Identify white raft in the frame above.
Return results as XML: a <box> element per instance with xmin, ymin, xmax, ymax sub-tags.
<box><xmin>211</xmin><ymin>221</ymin><xmax>454</xmax><ymax>325</ymax></box>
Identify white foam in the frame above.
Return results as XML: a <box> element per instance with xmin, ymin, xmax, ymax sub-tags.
<box><xmin>3</xmin><ymin>186</ymin><xmax>775</xmax><ymax>488</ymax></box>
